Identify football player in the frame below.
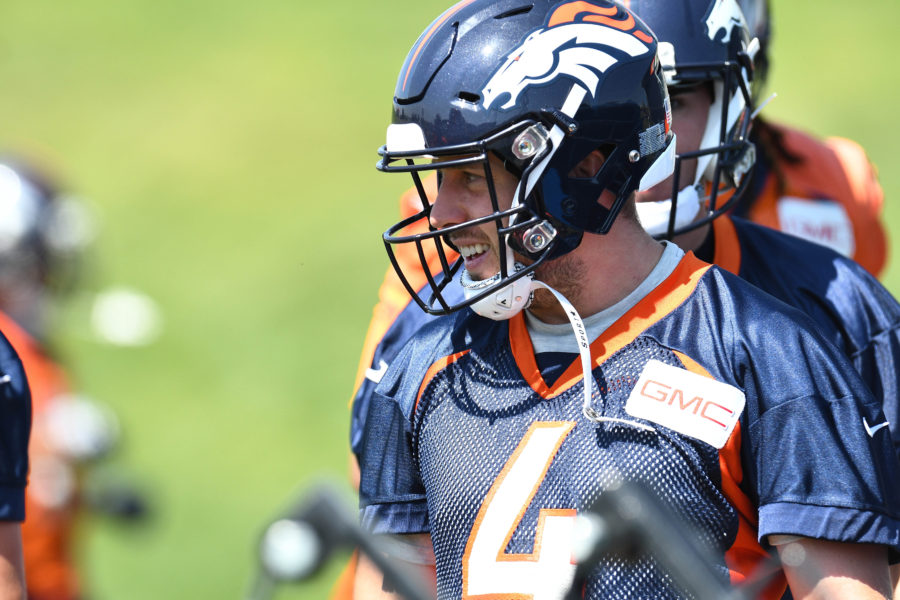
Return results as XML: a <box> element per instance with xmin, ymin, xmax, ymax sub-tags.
<box><xmin>337</xmin><ymin>0</ymin><xmax>900</xmax><ymax>597</ymax></box>
<box><xmin>0</xmin><ymin>156</ymin><xmax>109</xmax><ymax>600</ymax></box>
<box><xmin>348</xmin><ymin>0</ymin><xmax>895</xmax><ymax>490</ymax></box>
<box><xmin>627</xmin><ymin>0</ymin><xmax>900</xmax><ymax>454</ymax></box>
<box><xmin>352</xmin><ymin>1</ymin><xmax>900</xmax><ymax>598</ymax></box>
<box><xmin>733</xmin><ymin>0</ymin><xmax>887</xmax><ymax>276</ymax></box>
<box><xmin>345</xmin><ymin>0</ymin><xmax>900</xmax><ymax>501</ymax></box>
<box><xmin>0</xmin><ymin>165</ymin><xmax>35</xmax><ymax>598</ymax></box>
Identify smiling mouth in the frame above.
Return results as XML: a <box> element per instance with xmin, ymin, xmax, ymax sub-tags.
<box><xmin>458</xmin><ymin>243</ymin><xmax>490</xmax><ymax>261</ymax></box>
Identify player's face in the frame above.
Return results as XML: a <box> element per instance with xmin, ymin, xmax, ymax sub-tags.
<box><xmin>429</xmin><ymin>154</ymin><xmax>519</xmax><ymax>282</ymax></box>
<box><xmin>634</xmin><ymin>83</ymin><xmax>712</xmax><ymax>204</ymax></box>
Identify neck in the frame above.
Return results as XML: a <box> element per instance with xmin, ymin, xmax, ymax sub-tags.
<box><xmin>672</xmin><ymin>221</ymin><xmax>712</xmax><ymax>255</ymax></box>
<box><xmin>527</xmin><ymin>218</ymin><xmax>665</xmax><ymax>324</ymax></box>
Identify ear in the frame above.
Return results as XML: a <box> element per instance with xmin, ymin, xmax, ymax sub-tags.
<box><xmin>570</xmin><ymin>149</ymin><xmax>607</xmax><ymax>179</ymax></box>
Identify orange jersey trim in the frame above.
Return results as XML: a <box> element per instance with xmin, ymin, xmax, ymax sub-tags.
<box><xmin>746</xmin><ymin>124</ymin><xmax>887</xmax><ymax>277</ymax></box>
<box><xmin>712</xmin><ymin>216</ymin><xmax>741</xmax><ymax>276</ymax></box>
<box><xmin>509</xmin><ymin>252</ymin><xmax>711</xmax><ymax>400</ymax></box>
<box><xmin>414</xmin><ymin>350</ymin><xmax>471</xmax><ymax>416</ymax></box>
<box><xmin>350</xmin><ymin>175</ymin><xmax>455</xmax><ymax>406</ymax></box>
<box><xmin>673</xmin><ymin>351</ymin><xmax>786</xmax><ymax>599</ymax></box>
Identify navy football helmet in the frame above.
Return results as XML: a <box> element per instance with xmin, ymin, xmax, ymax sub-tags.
<box><xmin>0</xmin><ymin>157</ymin><xmax>94</xmax><ymax>340</ymax></box>
<box><xmin>628</xmin><ymin>0</ymin><xmax>757</xmax><ymax>239</ymax></box>
<box><xmin>378</xmin><ymin>0</ymin><xmax>675</xmax><ymax>316</ymax></box>
<box><xmin>738</xmin><ymin>0</ymin><xmax>771</xmax><ymax>94</ymax></box>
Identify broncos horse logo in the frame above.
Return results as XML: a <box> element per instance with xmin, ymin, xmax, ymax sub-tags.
<box><xmin>481</xmin><ymin>1</ymin><xmax>653</xmax><ymax>111</ymax></box>
<box><xmin>704</xmin><ymin>0</ymin><xmax>748</xmax><ymax>43</ymax></box>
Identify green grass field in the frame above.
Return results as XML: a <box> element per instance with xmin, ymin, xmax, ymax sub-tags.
<box><xmin>1</xmin><ymin>1</ymin><xmax>899</xmax><ymax>598</ymax></box>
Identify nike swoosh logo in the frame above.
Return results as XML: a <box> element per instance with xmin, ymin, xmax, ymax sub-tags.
<box><xmin>863</xmin><ymin>417</ymin><xmax>890</xmax><ymax>438</ymax></box>
<box><xmin>365</xmin><ymin>359</ymin><xmax>389</xmax><ymax>384</ymax></box>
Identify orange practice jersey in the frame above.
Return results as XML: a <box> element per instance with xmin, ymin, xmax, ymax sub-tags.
<box><xmin>0</xmin><ymin>312</ymin><xmax>80</xmax><ymax>600</ymax></box>
<box><xmin>339</xmin><ymin>176</ymin><xmax>447</xmax><ymax>600</ymax></box>
<box><xmin>741</xmin><ymin>121</ymin><xmax>887</xmax><ymax>277</ymax></box>
<box><xmin>351</xmin><ymin>175</ymin><xmax>453</xmax><ymax>402</ymax></box>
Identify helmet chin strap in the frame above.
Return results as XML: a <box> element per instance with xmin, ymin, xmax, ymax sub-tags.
<box><xmin>530</xmin><ymin>281</ymin><xmax>655</xmax><ymax>431</ymax></box>
<box><xmin>635</xmin><ymin>184</ymin><xmax>703</xmax><ymax>237</ymax></box>
<box><xmin>460</xmin><ymin>109</ymin><xmax>565</xmax><ymax>321</ymax></box>
<box><xmin>461</xmin><ymin>81</ymin><xmax>581</xmax><ymax>320</ymax></box>
<box><xmin>460</xmin><ymin>246</ymin><xmax>535</xmax><ymax>320</ymax></box>
<box><xmin>462</xmin><ymin>258</ymin><xmax>654</xmax><ymax>431</ymax></box>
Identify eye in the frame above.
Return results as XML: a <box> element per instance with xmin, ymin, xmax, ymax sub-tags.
<box><xmin>464</xmin><ymin>171</ymin><xmax>485</xmax><ymax>185</ymax></box>
<box><xmin>435</xmin><ymin>166</ymin><xmax>488</xmax><ymax>190</ymax></box>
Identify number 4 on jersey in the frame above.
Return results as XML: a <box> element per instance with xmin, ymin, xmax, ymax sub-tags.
<box><xmin>462</xmin><ymin>421</ymin><xmax>578</xmax><ymax>599</ymax></box>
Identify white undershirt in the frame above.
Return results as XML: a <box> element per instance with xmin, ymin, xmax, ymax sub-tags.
<box><xmin>525</xmin><ymin>241</ymin><xmax>685</xmax><ymax>354</ymax></box>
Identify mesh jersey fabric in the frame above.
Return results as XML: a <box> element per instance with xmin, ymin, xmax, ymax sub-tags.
<box><xmin>358</xmin><ymin>252</ymin><xmax>900</xmax><ymax>599</ymax></box>
<box><xmin>710</xmin><ymin>215</ymin><xmax>900</xmax><ymax>459</ymax></box>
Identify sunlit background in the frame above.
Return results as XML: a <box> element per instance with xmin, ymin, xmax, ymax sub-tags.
<box><xmin>0</xmin><ymin>0</ymin><xmax>898</xmax><ymax>598</ymax></box>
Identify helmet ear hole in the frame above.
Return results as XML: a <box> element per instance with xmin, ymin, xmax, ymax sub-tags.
<box><xmin>568</xmin><ymin>146</ymin><xmax>614</xmax><ymax>180</ymax></box>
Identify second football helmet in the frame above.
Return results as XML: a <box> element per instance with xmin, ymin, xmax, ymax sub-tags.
<box><xmin>379</xmin><ymin>0</ymin><xmax>675</xmax><ymax>317</ymax></box>
<box><xmin>628</xmin><ymin>0</ymin><xmax>758</xmax><ymax>239</ymax></box>
<box><xmin>738</xmin><ymin>0</ymin><xmax>771</xmax><ymax>94</ymax></box>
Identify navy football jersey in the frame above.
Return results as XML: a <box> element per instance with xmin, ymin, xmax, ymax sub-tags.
<box><xmin>350</xmin><ymin>275</ymin><xmax>460</xmax><ymax>461</ymax></box>
<box><xmin>358</xmin><ymin>253</ymin><xmax>900</xmax><ymax>599</ymax></box>
<box><xmin>707</xmin><ymin>216</ymin><xmax>900</xmax><ymax>458</ymax></box>
<box><xmin>0</xmin><ymin>324</ymin><xmax>31</xmax><ymax>521</ymax></box>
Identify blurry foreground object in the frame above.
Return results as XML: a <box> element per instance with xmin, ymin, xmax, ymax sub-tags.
<box><xmin>253</xmin><ymin>482</ymin><xmax>778</xmax><ymax>600</ymax></box>
<box><xmin>569</xmin><ymin>481</ymin><xmax>780</xmax><ymax>600</ymax></box>
<box><xmin>0</xmin><ymin>155</ymin><xmax>150</xmax><ymax>600</ymax></box>
<box><xmin>248</xmin><ymin>484</ymin><xmax>433</xmax><ymax>600</ymax></box>
<box><xmin>89</xmin><ymin>286</ymin><xmax>163</xmax><ymax>347</ymax></box>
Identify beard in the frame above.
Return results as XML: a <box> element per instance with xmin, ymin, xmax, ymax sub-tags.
<box><xmin>529</xmin><ymin>250</ymin><xmax>587</xmax><ymax>312</ymax></box>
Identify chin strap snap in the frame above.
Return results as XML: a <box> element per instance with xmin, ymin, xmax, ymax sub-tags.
<box><xmin>460</xmin><ymin>262</ymin><xmax>534</xmax><ymax>320</ymax></box>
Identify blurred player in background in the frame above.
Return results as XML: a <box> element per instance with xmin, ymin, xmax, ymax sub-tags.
<box><xmin>732</xmin><ymin>0</ymin><xmax>887</xmax><ymax>276</ymax></box>
<box><xmin>0</xmin><ymin>275</ymin><xmax>33</xmax><ymax>598</ymax></box>
<box><xmin>0</xmin><ymin>156</ymin><xmax>126</xmax><ymax>600</ymax></box>
<box><xmin>626</xmin><ymin>0</ymin><xmax>900</xmax><ymax>451</ymax></box>
<box><xmin>0</xmin><ymin>337</ymin><xmax>31</xmax><ymax>599</ymax></box>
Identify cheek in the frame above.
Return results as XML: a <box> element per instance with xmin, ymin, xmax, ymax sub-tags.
<box><xmin>672</xmin><ymin>105</ymin><xmax>710</xmax><ymax>152</ymax></box>
<box><xmin>635</xmin><ymin>179</ymin><xmax>673</xmax><ymax>204</ymax></box>
<box><xmin>493</xmin><ymin>169</ymin><xmax>520</xmax><ymax>210</ymax></box>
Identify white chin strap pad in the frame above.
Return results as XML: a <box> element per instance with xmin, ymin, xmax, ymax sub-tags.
<box><xmin>695</xmin><ymin>80</ymin><xmax>747</xmax><ymax>185</ymax></box>
<box><xmin>461</xmin><ymin>261</ymin><xmax>534</xmax><ymax>320</ymax></box>
<box><xmin>635</xmin><ymin>184</ymin><xmax>702</xmax><ymax>237</ymax></box>
<box><xmin>638</xmin><ymin>133</ymin><xmax>677</xmax><ymax>191</ymax></box>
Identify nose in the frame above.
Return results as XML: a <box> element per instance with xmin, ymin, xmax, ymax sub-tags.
<box><xmin>428</xmin><ymin>171</ymin><xmax>468</xmax><ymax>231</ymax></box>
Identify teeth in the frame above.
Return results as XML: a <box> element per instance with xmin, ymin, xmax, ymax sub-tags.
<box><xmin>459</xmin><ymin>243</ymin><xmax>489</xmax><ymax>259</ymax></box>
